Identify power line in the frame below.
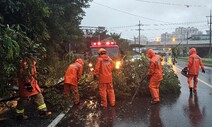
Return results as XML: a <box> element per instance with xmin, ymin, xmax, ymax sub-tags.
<box><xmin>92</xmin><ymin>2</ymin><xmax>208</xmax><ymax>26</ymax></box>
<box><xmin>110</xmin><ymin>21</ymin><xmax>207</xmax><ymax>29</ymax></box>
<box><xmin>93</xmin><ymin>2</ymin><xmax>170</xmax><ymax>23</ymax></box>
<box><xmin>136</xmin><ymin>0</ymin><xmax>212</xmax><ymax>8</ymax></box>
<box><xmin>108</xmin><ymin>24</ymin><xmax>138</xmax><ymax>29</ymax></box>
<box><xmin>107</xmin><ymin>25</ymin><xmax>208</xmax><ymax>31</ymax></box>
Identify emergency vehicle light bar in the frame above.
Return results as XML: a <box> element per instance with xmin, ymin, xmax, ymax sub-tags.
<box><xmin>91</xmin><ymin>41</ymin><xmax>116</xmax><ymax>46</ymax></box>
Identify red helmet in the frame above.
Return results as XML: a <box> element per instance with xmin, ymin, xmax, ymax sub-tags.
<box><xmin>98</xmin><ymin>48</ymin><xmax>107</xmax><ymax>55</ymax></box>
<box><xmin>75</xmin><ymin>58</ymin><xmax>84</xmax><ymax>65</ymax></box>
<box><xmin>146</xmin><ymin>49</ymin><xmax>155</xmax><ymax>58</ymax></box>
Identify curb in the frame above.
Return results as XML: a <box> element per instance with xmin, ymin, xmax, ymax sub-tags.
<box><xmin>47</xmin><ymin>105</ymin><xmax>73</xmax><ymax>127</ymax></box>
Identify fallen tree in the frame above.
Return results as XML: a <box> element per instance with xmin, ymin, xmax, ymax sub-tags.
<box><xmin>1</xmin><ymin>55</ymin><xmax>181</xmax><ymax>112</ymax></box>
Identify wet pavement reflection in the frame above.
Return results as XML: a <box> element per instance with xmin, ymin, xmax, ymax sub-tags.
<box><xmin>149</xmin><ymin>105</ymin><xmax>163</xmax><ymax>127</ymax></box>
<box><xmin>183</xmin><ymin>94</ymin><xmax>205</xmax><ymax>127</ymax></box>
<box><xmin>57</xmin><ymin>94</ymin><xmax>180</xmax><ymax>127</ymax></box>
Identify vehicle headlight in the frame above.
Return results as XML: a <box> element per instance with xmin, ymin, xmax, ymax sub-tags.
<box><xmin>90</xmin><ymin>68</ymin><xmax>94</xmax><ymax>71</ymax></box>
<box><xmin>115</xmin><ymin>61</ymin><xmax>121</xmax><ymax>69</ymax></box>
<box><xmin>88</xmin><ymin>63</ymin><xmax>93</xmax><ymax>67</ymax></box>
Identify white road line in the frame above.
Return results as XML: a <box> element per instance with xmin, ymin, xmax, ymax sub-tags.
<box><xmin>47</xmin><ymin>113</ymin><xmax>65</xmax><ymax>127</ymax></box>
<box><xmin>198</xmin><ymin>79</ymin><xmax>212</xmax><ymax>88</ymax></box>
<box><xmin>47</xmin><ymin>106</ymin><xmax>72</xmax><ymax>127</ymax></box>
<box><xmin>175</xmin><ymin>65</ymin><xmax>212</xmax><ymax>88</ymax></box>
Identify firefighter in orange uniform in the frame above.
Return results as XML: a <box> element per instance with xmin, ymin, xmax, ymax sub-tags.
<box><xmin>146</xmin><ymin>49</ymin><xmax>163</xmax><ymax>104</ymax></box>
<box><xmin>64</xmin><ymin>58</ymin><xmax>84</xmax><ymax>105</ymax></box>
<box><xmin>16</xmin><ymin>55</ymin><xmax>51</xmax><ymax>120</ymax></box>
<box><xmin>187</xmin><ymin>48</ymin><xmax>205</xmax><ymax>94</ymax></box>
<box><xmin>94</xmin><ymin>48</ymin><xmax>115</xmax><ymax>108</ymax></box>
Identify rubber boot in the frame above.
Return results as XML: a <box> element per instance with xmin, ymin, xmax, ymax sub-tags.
<box><xmin>189</xmin><ymin>88</ymin><xmax>193</xmax><ymax>94</ymax></box>
<box><xmin>17</xmin><ymin>114</ymin><xmax>28</xmax><ymax>120</ymax></box>
<box><xmin>39</xmin><ymin>111</ymin><xmax>52</xmax><ymax>118</ymax></box>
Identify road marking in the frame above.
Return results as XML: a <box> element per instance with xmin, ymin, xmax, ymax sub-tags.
<box><xmin>47</xmin><ymin>113</ymin><xmax>65</xmax><ymax>127</ymax></box>
<box><xmin>47</xmin><ymin>106</ymin><xmax>72</xmax><ymax>127</ymax></box>
<box><xmin>175</xmin><ymin>65</ymin><xmax>212</xmax><ymax>88</ymax></box>
<box><xmin>198</xmin><ymin>79</ymin><xmax>212</xmax><ymax>88</ymax></box>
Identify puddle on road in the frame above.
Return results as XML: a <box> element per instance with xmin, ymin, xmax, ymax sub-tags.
<box><xmin>56</xmin><ymin>94</ymin><xmax>180</xmax><ymax>127</ymax></box>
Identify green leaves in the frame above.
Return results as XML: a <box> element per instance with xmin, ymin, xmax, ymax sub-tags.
<box><xmin>0</xmin><ymin>23</ymin><xmax>46</xmax><ymax>97</ymax></box>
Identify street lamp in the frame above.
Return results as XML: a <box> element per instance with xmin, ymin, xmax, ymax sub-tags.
<box><xmin>155</xmin><ymin>37</ymin><xmax>161</xmax><ymax>50</ymax></box>
<box><xmin>172</xmin><ymin>37</ymin><xmax>176</xmax><ymax>42</ymax></box>
<box><xmin>156</xmin><ymin>37</ymin><xmax>161</xmax><ymax>43</ymax></box>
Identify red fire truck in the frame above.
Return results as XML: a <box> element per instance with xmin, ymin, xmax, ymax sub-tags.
<box><xmin>87</xmin><ymin>40</ymin><xmax>122</xmax><ymax>71</ymax></box>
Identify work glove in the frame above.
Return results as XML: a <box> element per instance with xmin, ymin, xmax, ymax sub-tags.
<box><xmin>24</xmin><ymin>82</ymin><xmax>33</xmax><ymax>92</ymax></box>
<box><xmin>202</xmin><ymin>69</ymin><xmax>205</xmax><ymax>73</ymax></box>
<box><xmin>93</xmin><ymin>75</ymin><xmax>97</xmax><ymax>80</ymax></box>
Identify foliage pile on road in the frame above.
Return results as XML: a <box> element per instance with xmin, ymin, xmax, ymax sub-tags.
<box><xmin>160</xmin><ymin>64</ymin><xmax>181</xmax><ymax>94</ymax></box>
<box><xmin>78</xmin><ymin>56</ymin><xmax>181</xmax><ymax>100</ymax></box>
<box><xmin>37</xmin><ymin>55</ymin><xmax>181</xmax><ymax>112</ymax></box>
<box><xmin>43</xmin><ymin>82</ymin><xmax>70</xmax><ymax>112</ymax></box>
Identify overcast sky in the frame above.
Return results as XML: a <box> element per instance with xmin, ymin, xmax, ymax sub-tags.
<box><xmin>81</xmin><ymin>0</ymin><xmax>212</xmax><ymax>41</ymax></box>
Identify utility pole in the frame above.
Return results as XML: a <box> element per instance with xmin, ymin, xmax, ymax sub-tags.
<box><xmin>207</xmin><ymin>10</ymin><xmax>212</xmax><ymax>58</ymax></box>
<box><xmin>138</xmin><ymin>20</ymin><xmax>141</xmax><ymax>53</ymax></box>
<box><xmin>135</xmin><ymin>21</ymin><xmax>143</xmax><ymax>53</ymax></box>
<box><xmin>134</xmin><ymin>37</ymin><xmax>137</xmax><ymax>45</ymax></box>
<box><xmin>209</xmin><ymin>10</ymin><xmax>212</xmax><ymax>58</ymax></box>
<box><xmin>186</xmin><ymin>30</ymin><xmax>189</xmax><ymax>52</ymax></box>
<box><xmin>164</xmin><ymin>32</ymin><xmax>167</xmax><ymax>52</ymax></box>
<box><xmin>134</xmin><ymin>37</ymin><xmax>137</xmax><ymax>52</ymax></box>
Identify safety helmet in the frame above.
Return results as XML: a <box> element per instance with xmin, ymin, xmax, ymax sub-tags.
<box><xmin>75</xmin><ymin>58</ymin><xmax>84</xmax><ymax>65</ymax></box>
<box><xmin>98</xmin><ymin>48</ymin><xmax>107</xmax><ymax>55</ymax></box>
<box><xmin>189</xmin><ymin>48</ymin><xmax>196</xmax><ymax>55</ymax></box>
<box><xmin>146</xmin><ymin>49</ymin><xmax>155</xmax><ymax>58</ymax></box>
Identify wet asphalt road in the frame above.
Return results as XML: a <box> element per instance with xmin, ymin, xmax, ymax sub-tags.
<box><xmin>56</xmin><ymin>62</ymin><xmax>212</xmax><ymax>127</ymax></box>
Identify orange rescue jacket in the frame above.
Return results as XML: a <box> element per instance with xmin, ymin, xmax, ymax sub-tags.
<box><xmin>187</xmin><ymin>48</ymin><xmax>204</xmax><ymax>75</ymax></box>
<box><xmin>64</xmin><ymin>62</ymin><xmax>83</xmax><ymax>86</ymax></box>
<box><xmin>148</xmin><ymin>54</ymin><xmax>163</xmax><ymax>81</ymax></box>
<box><xmin>18</xmin><ymin>57</ymin><xmax>41</xmax><ymax>97</ymax></box>
<box><xmin>94</xmin><ymin>54</ymin><xmax>113</xmax><ymax>83</ymax></box>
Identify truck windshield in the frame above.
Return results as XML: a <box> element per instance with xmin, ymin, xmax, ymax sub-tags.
<box><xmin>91</xmin><ymin>47</ymin><xmax>121</xmax><ymax>59</ymax></box>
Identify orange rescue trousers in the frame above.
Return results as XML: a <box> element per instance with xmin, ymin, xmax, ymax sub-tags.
<box><xmin>188</xmin><ymin>75</ymin><xmax>198</xmax><ymax>91</ymax></box>
<box><xmin>99</xmin><ymin>83</ymin><xmax>115</xmax><ymax>108</ymax></box>
<box><xmin>16</xmin><ymin>93</ymin><xmax>48</xmax><ymax>116</ymax></box>
<box><xmin>64</xmin><ymin>84</ymin><xmax>80</xmax><ymax>105</ymax></box>
<box><xmin>149</xmin><ymin>80</ymin><xmax>160</xmax><ymax>102</ymax></box>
